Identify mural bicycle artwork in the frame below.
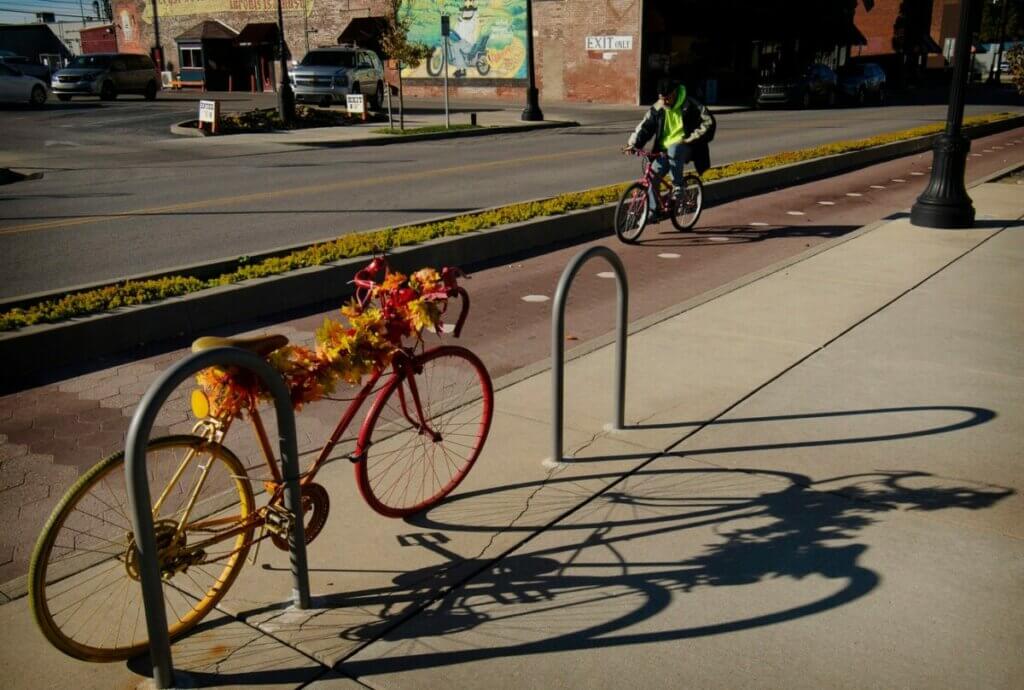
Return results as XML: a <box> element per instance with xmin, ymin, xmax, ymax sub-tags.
<box><xmin>403</xmin><ymin>0</ymin><xmax>528</xmax><ymax>80</ymax></box>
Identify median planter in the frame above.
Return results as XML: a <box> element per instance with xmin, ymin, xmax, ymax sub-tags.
<box><xmin>2</xmin><ymin>112</ymin><xmax>1022</xmax><ymax>377</ymax></box>
<box><xmin>175</xmin><ymin>106</ymin><xmax>385</xmax><ymax>135</ymax></box>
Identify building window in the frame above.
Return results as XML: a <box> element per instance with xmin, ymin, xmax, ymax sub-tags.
<box><xmin>180</xmin><ymin>47</ymin><xmax>202</xmax><ymax>68</ymax></box>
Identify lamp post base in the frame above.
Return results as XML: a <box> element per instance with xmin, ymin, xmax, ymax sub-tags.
<box><xmin>522</xmin><ymin>87</ymin><xmax>543</xmax><ymax>121</ymax></box>
<box><xmin>910</xmin><ymin>134</ymin><xmax>975</xmax><ymax>229</ymax></box>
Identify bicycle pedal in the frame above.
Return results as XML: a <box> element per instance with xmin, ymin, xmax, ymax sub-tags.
<box><xmin>264</xmin><ymin>503</ymin><xmax>295</xmax><ymax>538</ymax></box>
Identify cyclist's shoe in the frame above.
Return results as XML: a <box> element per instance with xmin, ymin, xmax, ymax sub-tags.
<box><xmin>671</xmin><ymin>186</ymin><xmax>685</xmax><ymax>202</ymax></box>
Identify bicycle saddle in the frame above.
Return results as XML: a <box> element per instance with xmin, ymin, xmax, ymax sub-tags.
<box><xmin>190</xmin><ymin>334</ymin><xmax>289</xmax><ymax>357</ymax></box>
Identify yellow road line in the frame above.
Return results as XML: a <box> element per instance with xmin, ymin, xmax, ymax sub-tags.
<box><xmin>0</xmin><ymin>144</ymin><xmax>619</xmax><ymax>237</ymax></box>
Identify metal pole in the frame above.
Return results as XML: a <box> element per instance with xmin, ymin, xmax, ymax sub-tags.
<box><xmin>150</xmin><ymin>0</ymin><xmax>161</xmax><ymax>70</ymax></box>
<box><xmin>991</xmin><ymin>0</ymin><xmax>1010</xmax><ymax>84</ymax></box>
<box><xmin>126</xmin><ymin>347</ymin><xmax>310</xmax><ymax>689</ymax></box>
<box><xmin>275</xmin><ymin>0</ymin><xmax>295</xmax><ymax>126</ymax></box>
<box><xmin>552</xmin><ymin>247</ymin><xmax>628</xmax><ymax>463</ymax></box>
<box><xmin>443</xmin><ymin>35</ymin><xmax>450</xmax><ymax>129</ymax></box>
<box><xmin>522</xmin><ymin>0</ymin><xmax>543</xmax><ymax>121</ymax></box>
<box><xmin>910</xmin><ymin>0</ymin><xmax>976</xmax><ymax>229</ymax></box>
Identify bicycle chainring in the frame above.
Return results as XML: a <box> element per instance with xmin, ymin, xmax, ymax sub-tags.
<box><xmin>271</xmin><ymin>483</ymin><xmax>330</xmax><ymax>551</ymax></box>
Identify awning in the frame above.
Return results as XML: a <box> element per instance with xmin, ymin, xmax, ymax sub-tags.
<box><xmin>235</xmin><ymin>23</ymin><xmax>279</xmax><ymax>47</ymax></box>
<box><xmin>175</xmin><ymin>20</ymin><xmax>238</xmax><ymax>43</ymax></box>
<box><xmin>337</xmin><ymin>16</ymin><xmax>389</xmax><ymax>55</ymax></box>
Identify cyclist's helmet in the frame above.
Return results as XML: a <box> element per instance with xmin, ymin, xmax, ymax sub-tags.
<box><xmin>657</xmin><ymin>78</ymin><xmax>683</xmax><ymax>102</ymax></box>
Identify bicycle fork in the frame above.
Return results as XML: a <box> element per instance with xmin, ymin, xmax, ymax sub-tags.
<box><xmin>396</xmin><ymin>359</ymin><xmax>442</xmax><ymax>442</ymax></box>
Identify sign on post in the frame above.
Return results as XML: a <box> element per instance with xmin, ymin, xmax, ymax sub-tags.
<box><xmin>441</xmin><ymin>14</ymin><xmax>450</xmax><ymax>37</ymax></box>
<box><xmin>198</xmin><ymin>99</ymin><xmax>219</xmax><ymax>134</ymax></box>
<box><xmin>346</xmin><ymin>93</ymin><xmax>366</xmax><ymax>121</ymax></box>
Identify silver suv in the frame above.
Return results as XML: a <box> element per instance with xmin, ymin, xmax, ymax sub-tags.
<box><xmin>291</xmin><ymin>46</ymin><xmax>385</xmax><ymax>109</ymax></box>
<box><xmin>51</xmin><ymin>53</ymin><xmax>159</xmax><ymax>101</ymax></box>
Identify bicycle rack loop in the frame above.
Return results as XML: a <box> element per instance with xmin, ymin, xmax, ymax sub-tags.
<box><xmin>125</xmin><ymin>346</ymin><xmax>311</xmax><ymax>689</ymax></box>
<box><xmin>552</xmin><ymin>246</ymin><xmax>629</xmax><ymax>462</ymax></box>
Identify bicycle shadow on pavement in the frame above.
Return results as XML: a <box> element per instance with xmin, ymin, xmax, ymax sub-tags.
<box><xmin>634</xmin><ymin>223</ymin><xmax>857</xmax><ymax>247</ymax></box>
<box><xmin>177</xmin><ymin>403</ymin><xmax>1013</xmax><ymax>685</ymax></box>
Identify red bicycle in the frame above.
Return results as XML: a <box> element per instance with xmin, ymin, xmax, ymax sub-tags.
<box><xmin>614</xmin><ymin>148</ymin><xmax>704</xmax><ymax>243</ymax></box>
<box><xmin>29</xmin><ymin>257</ymin><xmax>495</xmax><ymax>661</ymax></box>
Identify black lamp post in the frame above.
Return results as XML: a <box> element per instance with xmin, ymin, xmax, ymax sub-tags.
<box><xmin>150</xmin><ymin>0</ymin><xmax>162</xmax><ymax>70</ymax></box>
<box><xmin>521</xmin><ymin>0</ymin><xmax>543</xmax><ymax>121</ymax></box>
<box><xmin>910</xmin><ymin>0</ymin><xmax>976</xmax><ymax>228</ymax></box>
<box><xmin>275</xmin><ymin>0</ymin><xmax>295</xmax><ymax>126</ymax></box>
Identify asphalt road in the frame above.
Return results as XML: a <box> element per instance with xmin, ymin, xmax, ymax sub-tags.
<box><xmin>1</xmin><ymin>94</ymin><xmax>1021</xmax><ymax>300</ymax></box>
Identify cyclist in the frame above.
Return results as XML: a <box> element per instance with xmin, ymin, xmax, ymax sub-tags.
<box><xmin>626</xmin><ymin>79</ymin><xmax>714</xmax><ymax>203</ymax></box>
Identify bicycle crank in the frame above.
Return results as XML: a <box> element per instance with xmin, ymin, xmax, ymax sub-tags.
<box><xmin>270</xmin><ymin>482</ymin><xmax>330</xmax><ymax>551</ymax></box>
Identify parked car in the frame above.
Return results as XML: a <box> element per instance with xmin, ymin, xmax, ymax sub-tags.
<box><xmin>0</xmin><ymin>62</ymin><xmax>48</xmax><ymax>106</ymax></box>
<box><xmin>51</xmin><ymin>53</ymin><xmax>159</xmax><ymax>101</ymax></box>
<box><xmin>837</xmin><ymin>62</ymin><xmax>886</xmax><ymax>105</ymax></box>
<box><xmin>0</xmin><ymin>54</ymin><xmax>50</xmax><ymax>82</ymax></box>
<box><xmin>290</xmin><ymin>45</ymin><xmax>385</xmax><ymax>109</ymax></box>
<box><xmin>756</xmin><ymin>64</ymin><xmax>838</xmax><ymax>108</ymax></box>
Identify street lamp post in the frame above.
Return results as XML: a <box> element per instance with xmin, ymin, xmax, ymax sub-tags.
<box><xmin>149</xmin><ymin>0</ymin><xmax>162</xmax><ymax>70</ymax></box>
<box><xmin>521</xmin><ymin>0</ymin><xmax>543</xmax><ymax>121</ymax></box>
<box><xmin>275</xmin><ymin>0</ymin><xmax>295</xmax><ymax>126</ymax></box>
<box><xmin>910</xmin><ymin>0</ymin><xmax>976</xmax><ymax>229</ymax></box>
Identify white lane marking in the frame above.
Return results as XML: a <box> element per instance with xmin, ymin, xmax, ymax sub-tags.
<box><xmin>658</xmin><ymin>253</ymin><xmax>681</xmax><ymax>259</ymax></box>
<box><xmin>786</xmin><ymin>211</ymin><xmax>805</xmax><ymax>216</ymax></box>
<box><xmin>596</xmin><ymin>271</ymin><xmax>615</xmax><ymax>279</ymax></box>
<box><xmin>870</xmin><ymin>185</ymin><xmax>886</xmax><ymax>189</ymax></box>
<box><xmin>970</xmin><ymin>153</ymin><xmax>982</xmax><ymax>157</ymax></box>
<box><xmin>704</xmin><ymin>237</ymin><xmax>731</xmax><ymax>242</ymax></box>
<box><xmin>910</xmin><ymin>172</ymin><xmax>925</xmax><ymax>176</ymax></box>
<box><xmin>992</xmin><ymin>146</ymin><xmax>1004</xmax><ymax>150</ymax></box>
<box><xmin>439</xmin><ymin>323</ymin><xmax>456</xmax><ymax>334</ymax></box>
<box><xmin>845</xmin><ymin>192</ymin><xmax>863</xmax><ymax>197</ymax></box>
<box><xmin>892</xmin><ymin>178</ymin><xmax>906</xmax><ymax>183</ymax></box>
<box><xmin>749</xmin><ymin>222</ymin><xmax>770</xmax><ymax>226</ymax></box>
<box><xmin>817</xmin><ymin>201</ymin><xmax>836</xmax><ymax>206</ymax></box>
<box><xmin>982</xmin><ymin>149</ymin><xmax>994</xmax><ymax>153</ymax></box>
<box><xmin>522</xmin><ymin>294</ymin><xmax>550</xmax><ymax>303</ymax></box>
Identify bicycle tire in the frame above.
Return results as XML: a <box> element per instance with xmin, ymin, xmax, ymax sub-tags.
<box><xmin>426</xmin><ymin>47</ymin><xmax>444</xmax><ymax>77</ymax></box>
<box><xmin>356</xmin><ymin>346</ymin><xmax>494</xmax><ymax>518</ymax></box>
<box><xmin>670</xmin><ymin>173</ymin><xmax>703</xmax><ymax>231</ymax></box>
<box><xmin>29</xmin><ymin>435</ymin><xmax>254</xmax><ymax>661</ymax></box>
<box><xmin>614</xmin><ymin>182</ymin><xmax>650</xmax><ymax>244</ymax></box>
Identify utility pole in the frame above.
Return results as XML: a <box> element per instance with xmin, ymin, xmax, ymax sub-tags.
<box><xmin>275</xmin><ymin>0</ymin><xmax>295</xmax><ymax>125</ymax></box>
<box><xmin>150</xmin><ymin>0</ymin><xmax>162</xmax><ymax>70</ymax></box>
<box><xmin>910</xmin><ymin>0</ymin><xmax>976</xmax><ymax>228</ymax></box>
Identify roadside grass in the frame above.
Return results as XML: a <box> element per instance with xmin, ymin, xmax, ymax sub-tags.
<box><xmin>1</xmin><ymin>111</ymin><xmax>1017</xmax><ymax>332</ymax></box>
<box><xmin>372</xmin><ymin>124</ymin><xmax>481</xmax><ymax>135</ymax></box>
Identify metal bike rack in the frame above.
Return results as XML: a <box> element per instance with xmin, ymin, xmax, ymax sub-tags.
<box><xmin>552</xmin><ymin>246</ymin><xmax>629</xmax><ymax>462</ymax></box>
<box><xmin>125</xmin><ymin>346</ymin><xmax>310</xmax><ymax>689</ymax></box>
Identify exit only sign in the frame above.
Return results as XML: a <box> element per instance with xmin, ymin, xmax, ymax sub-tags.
<box><xmin>585</xmin><ymin>35</ymin><xmax>634</xmax><ymax>51</ymax></box>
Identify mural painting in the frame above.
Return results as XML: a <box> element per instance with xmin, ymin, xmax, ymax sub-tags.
<box><xmin>401</xmin><ymin>0</ymin><xmax>527</xmax><ymax>80</ymax></box>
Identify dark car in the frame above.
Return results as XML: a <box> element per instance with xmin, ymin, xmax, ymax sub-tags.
<box><xmin>51</xmin><ymin>53</ymin><xmax>159</xmax><ymax>101</ymax></box>
<box><xmin>757</xmin><ymin>64</ymin><xmax>837</xmax><ymax>108</ymax></box>
<box><xmin>837</xmin><ymin>62</ymin><xmax>886</xmax><ymax>106</ymax></box>
<box><xmin>0</xmin><ymin>54</ymin><xmax>50</xmax><ymax>82</ymax></box>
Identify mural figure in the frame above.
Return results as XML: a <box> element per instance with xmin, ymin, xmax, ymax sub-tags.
<box><xmin>403</xmin><ymin>0</ymin><xmax>527</xmax><ymax>81</ymax></box>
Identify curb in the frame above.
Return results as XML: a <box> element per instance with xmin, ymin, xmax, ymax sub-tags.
<box><xmin>168</xmin><ymin>118</ymin><xmax>578</xmax><ymax>144</ymax></box>
<box><xmin>2</xmin><ymin>115</ymin><xmax>1022</xmax><ymax>380</ymax></box>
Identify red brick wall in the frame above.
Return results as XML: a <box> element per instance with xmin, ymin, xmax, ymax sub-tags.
<box><xmin>853</xmin><ymin>0</ymin><xmax>901</xmax><ymax>57</ymax></box>
<box><xmin>80</xmin><ymin>25</ymin><xmax>118</xmax><ymax>54</ymax></box>
<box><xmin>110</xmin><ymin>0</ymin><xmax>642</xmax><ymax>104</ymax></box>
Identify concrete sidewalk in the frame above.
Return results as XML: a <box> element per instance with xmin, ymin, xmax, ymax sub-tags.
<box><xmin>1</xmin><ymin>174</ymin><xmax>1021</xmax><ymax>688</ymax></box>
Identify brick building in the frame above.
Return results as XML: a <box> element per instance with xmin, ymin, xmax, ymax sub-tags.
<box><xmin>852</xmin><ymin>0</ymin><xmax>966</xmax><ymax>74</ymax></box>
<box><xmin>109</xmin><ymin>0</ymin><xmax>951</xmax><ymax>105</ymax></box>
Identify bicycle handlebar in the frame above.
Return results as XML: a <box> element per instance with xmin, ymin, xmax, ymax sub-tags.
<box><xmin>352</xmin><ymin>257</ymin><xmax>470</xmax><ymax>339</ymax></box>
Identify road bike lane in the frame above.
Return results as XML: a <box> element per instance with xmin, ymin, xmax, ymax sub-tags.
<box><xmin>0</xmin><ymin>127</ymin><xmax>1021</xmax><ymax>601</ymax></box>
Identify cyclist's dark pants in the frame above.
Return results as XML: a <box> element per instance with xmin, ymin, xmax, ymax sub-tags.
<box><xmin>649</xmin><ymin>142</ymin><xmax>694</xmax><ymax>208</ymax></box>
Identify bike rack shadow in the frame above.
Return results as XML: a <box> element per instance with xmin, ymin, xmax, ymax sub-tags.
<box><xmin>125</xmin><ymin>346</ymin><xmax>311</xmax><ymax>688</ymax></box>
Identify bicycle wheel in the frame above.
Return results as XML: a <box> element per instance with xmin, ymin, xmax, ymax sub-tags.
<box><xmin>29</xmin><ymin>435</ymin><xmax>255</xmax><ymax>662</ymax></box>
<box><xmin>357</xmin><ymin>346</ymin><xmax>494</xmax><ymax>518</ymax></box>
<box><xmin>614</xmin><ymin>182</ymin><xmax>649</xmax><ymax>243</ymax></box>
<box><xmin>670</xmin><ymin>173</ymin><xmax>704</xmax><ymax>231</ymax></box>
